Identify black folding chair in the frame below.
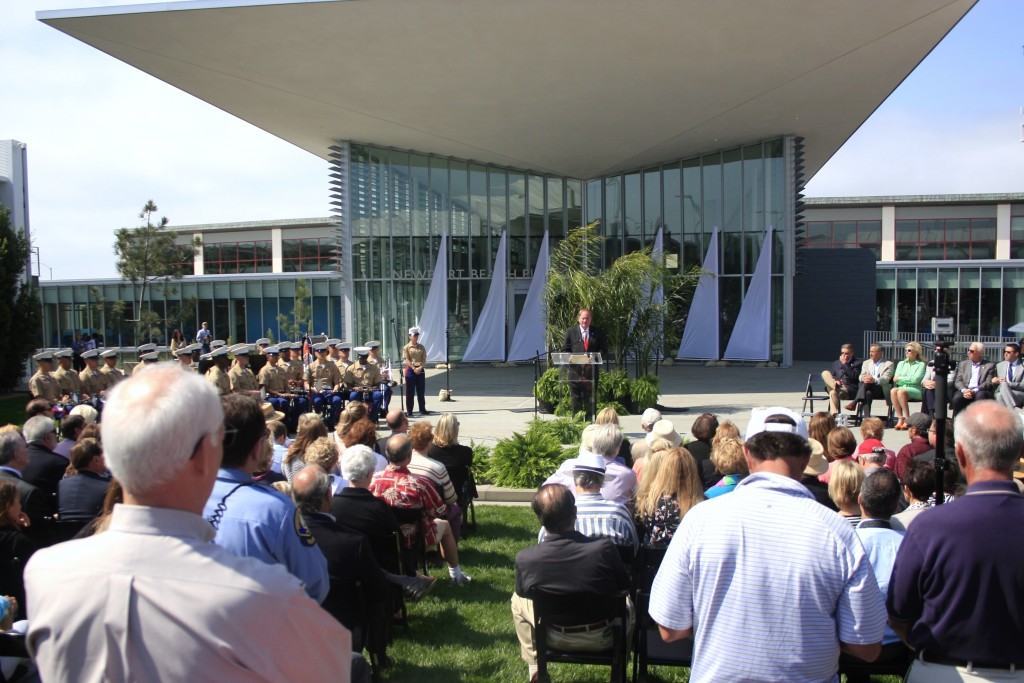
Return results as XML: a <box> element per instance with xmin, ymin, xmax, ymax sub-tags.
<box><xmin>527</xmin><ymin>588</ymin><xmax>630</xmax><ymax>683</ymax></box>
<box><xmin>389</xmin><ymin>506</ymin><xmax>430</xmax><ymax>577</ymax></box>
<box><xmin>632</xmin><ymin>545</ymin><xmax>693</xmax><ymax>682</ymax></box>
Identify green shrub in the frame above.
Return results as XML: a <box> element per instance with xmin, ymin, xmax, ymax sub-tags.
<box><xmin>597</xmin><ymin>400</ymin><xmax>629</xmax><ymax>416</ymax></box>
<box><xmin>469</xmin><ymin>440</ymin><xmax>493</xmax><ymax>485</ymax></box>
<box><xmin>533</xmin><ymin>367</ymin><xmax>566</xmax><ymax>406</ymax></box>
<box><xmin>485</xmin><ymin>429</ymin><xmax>567</xmax><ymax>488</ymax></box>
<box><xmin>531</xmin><ymin>415</ymin><xmax>587</xmax><ymax>445</ymax></box>
<box><xmin>629</xmin><ymin>374</ymin><xmax>660</xmax><ymax>413</ymax></box>
<box><xmin>597</xmin><ymin>369</ymin><xmax>630</xmax><ymax>404</ymax></box>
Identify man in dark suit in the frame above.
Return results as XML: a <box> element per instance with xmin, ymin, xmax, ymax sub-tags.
<box><xmin>993</xmin><ymin>342</ymin><xmax>1024</xmax><ymax>409</ymax></box>
<box><xmin>561</xmin><ymin>308</ymin><xmax>607</xmax><ymax>420</ymax></box>
<box><xmin>950</xmin><ymin>342</ymin><xmax>996</xmax><ymax>415</ymax></box>
<box><xmin>57</xmin><ymin>437</ymin><xmax>110</xmax><ymax>522</ymax></box>
<box><xmin>0</xmin><ymin>430</ymin><xmax>51</xmax><ymax>545</ymax></box>
<box><xmin>21</xmin><ymin>415</ymin><xmax>67</xmax><ymax>508</ymax></box>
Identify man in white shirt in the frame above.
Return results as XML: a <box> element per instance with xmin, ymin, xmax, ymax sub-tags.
<box><xmin>25</xmin><ymin>364</ymin><xmax>353</xmax><ymax>683</ymax></box>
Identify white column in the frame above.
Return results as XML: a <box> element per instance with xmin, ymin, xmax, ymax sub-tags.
<box><xmin>880</xmin><ymin>205</ymin><xmax>896</xmax><ymax>262</ymax></box>
<box><xmin>272</xmin><ymin>227</ymin><xmax>284</xmax><ymax>273</ymax></box>
<box><xmin>996</xmin><ymin>203</ymin><xmax>1011</xmax><ymax>260</ymax></box>
<box><xmin>193</xmin><ymin>233</ymin><xmax>204</xmax><ymax>275</ymax></box>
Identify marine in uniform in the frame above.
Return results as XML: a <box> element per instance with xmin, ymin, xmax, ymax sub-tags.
<box><xmin>365</xmin><ymin>340</ymin><xmax>393</xmax><ymax>409</ymax></box>
<box><xmin>29</xmin><ymin>352</ymin><xmax>61</xmax><ymax>405</ymax></box>
<box><xmin>403</xmin><ymin>326</ymin><xmax>430</xmax><ymax>416</ymax></box>
<box><xmin>325</xmin><ymin>339</ymin><xmax>343</xmax><ymax>364</ymax></box>
<box><xmin>78</xmin><ymin>349</ymin><xmax>107</xmax><ymax>402</ymax></box>
<box><xmin>133</xmin><ymin>344</ymin><xmax>158</xmax><ymax>376</ymax></box>
<box><xmin>333</xmin><ymin>341</ymin><xmax>352</xmax><ymax>374</ymax></box>
<box><xmin>227</xmin><ymin>345</ymin><xmax>260</xmax><ymax>396</ymax></box>
<box><xmin>259</xmin><ymin>347</ymin><xmax>300</xmax><ymax>432</ymax></box>
<box><xmin>99</xmin><ymin>349</ymin><xmax>125</xmax><ymax>388</ymax></box>
<box><xmin>175</xmin><ymin>344</ymin><xmax>197</xmax><ymax>372</ymax></box>
<box><xmin>52</xmin><ymin>349</ymin><xmax>83</xmax><ymax>401</ymax></box>
<box><xmin>345</xmin><ymin>347</ymin><xmax>386</xmax><ymax>420</ymax></box>
<box><xmin>281</xmin><ymin>344</ymin><xmax>306</xmax><ymax>388</ymax></box>
<box><xmin>306</xmin><ymin>343</ymin><xmax>344</xmax><ymax>427</ymax></box>
<box><xmin>204</xmin><ymin>346</ymin><xmax>232</xmax><ymax>396</ymax></box>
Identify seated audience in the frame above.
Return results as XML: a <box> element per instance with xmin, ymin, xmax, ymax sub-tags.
<box><xmin>68</xmin><ymin>404</ymin><xmax>99</xmax><ymax>426</ymax></box>
<box><xmin>24</xmin><ymin>364</ymin><xmax>352</xmax><ymax>682</ymax></box>
<box><xmin>539</xmin><ymin>453</ymin><xmax>637</xmax><ymax>553</ymax></box>
<box><xmin>0</xmin><ymin>480</ymin><xmax>38</xmax><ymax>620</ymax></box>
<box><xmin>893</xmin><ymin>413</ymin><xmax>934</xmax><ymax>481</ymax></box>
<box><xmin>303</xmin><ymin>437</ymin><xmax>347</xmax><ymax>493</ymax></box>
<box><xmin>282</xmin><ymin>412</ymin><xmax>329</xmax><ymax>481</ymax></box>
<box><xmin>0</xmin><ymin>430</ymin><xmax>49</xmax><ymax>545</ymax></box>
<box><xmin>57</xmin><ymin>437</ymin><xmax>110</xmax><ymax>522</ymax></box>
<box><xmin>511</xmin><ymin>484</ymin><xmax>631</xmax><ymax>683</ymax></box>
<box><xmin>855</xmin><ymin>417</ymin><xmax>895</xmax><ymax>470</ymax></box>
<box><xmin>427</xmin><ymin>413</ymin><xmax>475</xmax><ymax>510</ymax></box>
<box><xmin>807</xmin><ymin>412</ymin><xmax>836</xmax><ymax>463</ymax></box>
<box><xmin>407</xmin><ymin>421</ymin><xmax>461</xmax><ymax>540</ymax></box>
<box><xmin>890</xmin><ymin>459</ymin><xmax>935</xmax><ymax>531</ymax></box>
<box><xmin>828</xmin><ymin>460</ymin><xmax>865</xmax><ymax>527</ymax></box>
<box><xmin>819</xmin><ymin>426</ymin><xmax>858</xmax><ymax>484</ymax></box>
<box><xmin>594</xmin><ymin>406</ymin><xmax>632</xmax><ymax>466</ymax></box>
<box><xmin>856</xmin><ymin>444</ymin><xmax>888</xmax><ymax>476</ymax></box>
<box><xmin>704</xmin><ymin>437</ymin><xmax>748</xmax><ymax>498</ymax></box>
<box><xmin>545</xmin><ymin>423</ymin><xmax>638</xmax><ymax>507</ymax></box>
<box><xmin>369</xmin><ymin>435</ymin><xmax>471</xmax><ymax>584</ymax></box>
<box><xmin>332</xmin><ymin>445</ymin><xmax>402</xmax><ymax>573</ymax></box>
<box><xmin>633</xmin><ymin>433</ymin><xmax>674</xmax><ymax>482</ymax></box>
<box><xmin>22</xmin><ymin>416</ymin><xmax>67</xmax><ymax>504</ymax></box>
<box><xmin>635</xmin><ymin>446</ymin><xmax>704</xmax><ymax>547</ymax></box>
<box><xmin>53</xmin><ymin>415</ymin><xmax>85</xmax><ymax>459</ymax></box>
<box><xmin>267</xmin><ymin>419</ymin><xmax>288</xmax><ymax>474</ymax></box>
<box><xmin>630</xmin><ymin>407</ymin><xmax>662</xmax><ymax>463</ymax></box>
<box><xmin>800</xmin><ymin>438</ymin><xmax>837</xmax><ymax>510</ymax></box>
<box><xmin>685</xmin><ymin>412</ymin><xmax>719</xmax><ymax>489</ymax></box>
<box><xmin>24</xmin><ymin>399</ymin><xmax>54</xmax><ymax>421</ymax></box>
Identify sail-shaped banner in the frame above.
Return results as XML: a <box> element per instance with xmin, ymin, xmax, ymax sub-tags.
<box><xmin>419</xmin><ymin>233</ymin><xmax>449</xmax><ymax>362</ymax></box>
<box><xmin>676</xmin><ymin>228</ymin><xmax>720</xmax><ymax>360</ymax></box>
<box><xmin>462</xmin><ymin>232</ymin><xmax>508</xmax><ymax>361</ymax></box>
<box><xmin>723</xmin><ymin>226</ymin><xmax>773</xmax><ymax>361</ymax></box>
<box><xmin>507</xmin><ymin>232</ymin><xmax>549</xmax><ymax>362</ymax></box>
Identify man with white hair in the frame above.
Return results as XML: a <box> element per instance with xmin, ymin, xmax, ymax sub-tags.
<box><xmin>950</xmin><ymin>341</ymin><xmax>996</xmax><ymax>415</ymax></box>
<box><xmin>21</xmin><ymin>415</ymin><xmax>65</xmax><ymax>504</ymax></box>
<box><xmin>650</xmin><ymin>406</ymin><xmax>885</xmax><ymax>682</ymax></box>
<box><xmin>0</xmin><ymin>430</ymin><xmax>50</xmax><ymax>543</ymax></box>
<box><xmin>332</xmin><ymin>445</ymin><xmax>402</xmax><ymax>573</ymax></box>
<box><xmin>888</xmin><ymin>401</ymin><xmax>1024</xmax><ymax>682</ymax></box>
<box><xmin>24</xmin><ymin>364</ymin><xmax>351</xmax><ymax>682</ymax></box>
<box><xmin>543</xmin><ymin>422</ymin><xmax>638</xmax><ymax>507</ymax></box>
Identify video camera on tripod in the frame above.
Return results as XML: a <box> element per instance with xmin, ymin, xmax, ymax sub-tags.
<box><xmin>929</xmin><ymin>317</ymin><xmax>955</xmax><ymax>505</ymax></box>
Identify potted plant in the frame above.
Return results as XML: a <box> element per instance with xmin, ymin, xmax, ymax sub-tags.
<box><xmin>533</xmin><ymin>367</ymin><xmax>566</xmax><ymax>413</ymax></box>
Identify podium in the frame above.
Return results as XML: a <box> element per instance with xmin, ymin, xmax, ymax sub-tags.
<box><xmin>551</xmin><ymin>352</ymin><xmax>603</xmax><ymax>420</ymax></box>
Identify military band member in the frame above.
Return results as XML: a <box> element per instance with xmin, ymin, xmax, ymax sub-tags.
<box><xmin>403</xmin><ymin>326</ymin><xmax>430</xmax><ymax>416</ymax></box>
<box><xmin>228</xmin><ymin>345</ymin><xmax>261</xmax><ymax>397</ymax></box>
<box><xmin>333</xmin><ymin>341</ymin><xmax>352</xmax><ymax>374</ymax></box>
<box><xmin>99</xmin><ymin>349</ymin><xmax>125</xmax><ymax>388</ymax></box>
<box><xmin>204</xmin><ymin>346</ymin><xmax>232</xmax><ymax>396</ymax></box>
<box><xmin>307</xmin><ymin>343</ymin><xmax>344</xmax><ymax>426</ymax></box>
<box><xmin>29</xmin><ymin>351</ymin><xmax>61</xmax><ymax>405</ymax></box>
<box><xmin>365</xmin><ymin>340</ymin><xmax>393</xmax><ymax>409</ymax></box>
<box><xmin>250</xmin><ymin>337</ymin><xmax>272</xmax><ymax>375</ymax></box>
<box><xmin>133</xmin><ymin>344</ymin><xmax>157</xmax><ymax>376</ymax></box>
<box><xmin>78</xmin><ymin>349</ymin><xmax>107</xmax><ymax>399</ymax></box>
<box><xmin>175</xmin><ymin>344</ymin><xmax>197</xmax><ymax>371</ymax></box>
<box><xmin>345</xmin><ymin>346</ymin><xmax>386</xmax><ymax>420</ymax></box>
<box><xmin>325</xmin><ymin>339</ymin><xmax>342</xmax><ymax>364</ymax></box>
<box><xmin>279</xmin><ymin>344</ymin><xmax>304</xmax><ymax>390</ymax></box>
<box><xmin>52</xmin><ymin>349</ymin><xmax>83</xmax><ymax>401</ymax></box>
<box><xmin>259</xmin><ymin>346</ymin><xmax>302</xmax><ymax>432</ymax></box>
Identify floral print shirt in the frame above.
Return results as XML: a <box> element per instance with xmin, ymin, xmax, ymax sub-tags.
<box><xmin>641</xmin><ymin>494</ymin><xmax>681</xmax><ymax>547</ymax></box>
<box><xmin>368</xmin><ymin>464</ymin><xmax>446</xmax><ymax>547</ymax></box>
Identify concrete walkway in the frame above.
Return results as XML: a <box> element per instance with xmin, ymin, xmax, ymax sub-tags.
<box><xmin>408</xmin><ymin>361</ymin><xmax>917</xmax><ymax>503</ymax></box>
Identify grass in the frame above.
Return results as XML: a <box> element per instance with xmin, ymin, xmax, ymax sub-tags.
<box><xmin>0</xmin><ymin>393</ymin><xmax>30</xmax><ymax>427</ymax></box>
<box><xmin>385</xmin><ymin>505</ymin><xmax>902</xmax><ymax>683</ymax></box>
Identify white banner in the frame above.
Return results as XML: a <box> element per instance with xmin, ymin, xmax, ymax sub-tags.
<box><xmin>418</xmin><ymin>233</ymin><xmax>448</xmax><ymax>362</ymax></box>
<box><xmin>508</xmin><ymin>232</ymin><xmax>549</xmax><ymax>362</ymax></box>
<box><xmin>462</xmin><ymin>232</ymin><xmax>508</xmax><ymax>361</ymax></box>
<box><xmin>677</xmin><ymin>227</ymin><xmax>720</xmax><ymax>360</ymax></box>
<box><xmin>723</xmin><ymin>226</ymin><xmax>773</xmax><ymax>361</ymax></box>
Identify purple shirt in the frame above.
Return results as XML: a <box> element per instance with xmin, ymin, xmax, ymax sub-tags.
<box><xmin>543</xmin><ymin>454</ymin><xmax>637</xmax><ymax>508</ymax></box>
<box><xmin>887</xmin><ymin>479</ymin><xmax>1024</xmax><ymax>664</ymax></box>
<box><xmin>52</xmin><ymin>439</ymin><xmax>75</xmax><ymax>460</ymax></box>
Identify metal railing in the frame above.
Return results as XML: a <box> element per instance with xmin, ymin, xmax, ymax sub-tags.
<box><xmin>862</xmin><ymin>331</ymin><xmax>1018</xmax><ymax>365</ymax></box>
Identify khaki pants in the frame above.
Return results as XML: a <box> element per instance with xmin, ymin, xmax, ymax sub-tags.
<box><xmin>822</xmin><ymin>371</ymin><xmax>854</xmax><ymax>413</ymax></box>
<box><xmin>510</xmin><ymin>593</ymin><xmax>634</xmax><ymax>666</ymax></box>
<box><xmin>906</xmin><ymin>657</ymin><xmax>1024</xmax><ymax>683</ymax></box>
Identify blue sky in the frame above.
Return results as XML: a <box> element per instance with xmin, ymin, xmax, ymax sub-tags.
<box><xmin>2</xmin><ymin>0</ymin><xmax>1022</xmax><ymax>280</ymax></box>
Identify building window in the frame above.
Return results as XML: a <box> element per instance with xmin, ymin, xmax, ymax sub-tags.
<box><xmin>282</xmin><ymin>238</ymin><xmax>334</xmax><ymax>272</ymax></box>
<box><xmin>895</xmin><ymin>218</ymin><xmax>996</xmax><ymax>260</ymax></box>
<box><xmin>803</xmin><ymin>220</ymin><xmax>881</xmax><ymax>260</ymax></box>
<box><xmin>202</xmin><ymin>241</ymin><xmax>272</xmax><ymax>274</ymax></box>
<box><xmin>1012</xmin><ymin>214</ymin><xmax>1024</xmax><ymax>260</ymax></box>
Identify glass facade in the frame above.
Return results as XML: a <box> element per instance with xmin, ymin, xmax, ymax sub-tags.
<box><xmin>894</xmin><ymin>218</ymin><xmax>996</xmax><ymax>260</ymax></box>
<box><xmin>39</xmin><ymin>275</ymin><xmax>344</xmax><ymax>348</ymax></box>
<box><xmin>804</xmin><ymin>220</ymin><xmax>882</xmax><ymax>260</ymax></box>
<box><xmin>875</xmin><ymin>264</ymin><xmax>1021</xmax><ymax>338</ymax></box>
<box><xmin>342</xmin><ymin>139</ymin><xmax>791</xmax><ymax>362</ymax></box>
<box><xmin>346</xmin><ymin>144</ymin><xmax>583</xmax><ymax>360</ymax></box>
<box><xmin>583</xmin><ymin>140</ymin><xmax>789</xmax><ymax>359</ymax></box>
<box><xmin>203</xmin><ymin>240</ymin><xmax>272</xmax><ymax>274</ymax></box>
<box><xmin>1012</xmin><ymin>212</ymin><xmax>1024</xmax><ymax>260</ymax></box>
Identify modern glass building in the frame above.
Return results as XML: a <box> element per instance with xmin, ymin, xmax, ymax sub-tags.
<box><xmin>35</xmin><ymin>0</ymin><xmax>982</xmax><ymax>363</ymax></box>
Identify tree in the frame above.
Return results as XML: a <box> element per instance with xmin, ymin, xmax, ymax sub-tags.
<box><xmin>277</xmin><ymin>278</ymin><xmax>312</xmax><ymax>341</ymax></box>
<box><xmin>114</xmin><ymin>200</ymin><xmax>200</xmax><ymax>343</ymax></box>
<box><xmin>544</xmin><ymin>222</ymin><xmax>702</xmax><ymax>376</ymax></box>
<box><xmin>0</xmin><ymin>204</ymin><xmax>42</xmax><ymax>392</ymax></box>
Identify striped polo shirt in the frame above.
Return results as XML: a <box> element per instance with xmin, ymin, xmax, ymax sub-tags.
<box><xmin>649</xmin><ymin>471</ymin><xmax>886</xmax><ymax>683</ymax></box>
<box><xmin>538</xmin><ymin>492</ymin><xmax>638</xmax><ymax>553</ymax></box>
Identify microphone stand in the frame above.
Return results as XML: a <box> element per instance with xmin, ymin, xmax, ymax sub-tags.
<box><xmin>390</xmin><ymin>317</ymin><xmax>404</xmax><ymax>399</ymax></box>
<box><xmin>533</xmin><ymin>349</ymin><xmax>540</xmax><ymax>418</ymax></box>
<box><xmin>445</xmin><ymin>326</ymin><xmax>451</xmax><ymax>397</ymax></box>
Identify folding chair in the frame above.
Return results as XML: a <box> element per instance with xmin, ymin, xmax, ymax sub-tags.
<box><xmin>389</xmin><ymin>506</ymin><xmax>430</xmax><ymax>577</ymax></box>
<box><xmin>632</xmin><ymin>545</ymin><xmax>692</xmax><ymax>682</ymax></box>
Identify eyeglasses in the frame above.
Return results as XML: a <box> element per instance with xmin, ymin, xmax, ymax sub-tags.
<box><xmin>905</xmin><ymin>348</ymin><xmax>914</xmax><ymax>353</ymax></box>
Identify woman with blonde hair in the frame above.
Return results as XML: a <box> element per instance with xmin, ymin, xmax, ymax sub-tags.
<box><xmin>633</xmin><ymin>436</ymin><xmax>673</xmax><ymax>482</ymax></box>
<box><xmin>891</xmin><ymin>341</ymin><xmax>926</xmax><ymax>430</ymax></box>
<box><xmin>635</xmin><ymin>447</ymin><xmax>704</xmax><ymax>546</ymax></box>
<box><xmin>335</xmin><ymin>401</ymin><xmax>369</xmax><ymax>441</ymax></box>
<box><xmin>705</xmin><ymin>437</ymin><xmax>748</xmax><ymax>498</ymax></box>
<box><xmin>428</xmin><ymin>413</ymin><xmax>474</xmax><ymax>506</ymax></box>
<box><xmin>710</xmin><ymin>420</ymin><xmax>740</xmax><ymax>449</ymax></box>
<box><xmin>304</xmin><ymin>437</ymin><xmax>347</xmax><ymax>492</ymax></box>
<box><xmin>282</xmin><ymin>413</ymin><xmax>328</xmax><ymax>481</ymax></box>
<box><xmin>828</xmin><ymin>460</ymin><xmax>865</xmax><ymax>527</ymax></box>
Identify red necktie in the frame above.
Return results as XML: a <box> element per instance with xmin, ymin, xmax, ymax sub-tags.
<box><xmin>583</xmin><ymin>331</ymin><xmax>589</xmax><ymax>351</ymax></box>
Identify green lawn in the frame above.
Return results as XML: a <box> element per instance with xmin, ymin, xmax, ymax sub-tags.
<box><xmin>0</xmin><ymin>394</ymin><xmax>29</xmax><ymax>427</ymax></box>
<box><xmin>387</xmin><ymin>505</ymin><xmax>901</xmax><ymax>683</ymax></box>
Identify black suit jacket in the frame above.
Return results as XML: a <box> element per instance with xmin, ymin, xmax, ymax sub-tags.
<box><xmin>22</xmin><ymin>444</ymin><xmax>68</xmax><ymax>502</ymax></box>
<box><xmin>304</xmin><ymin>512</ymin><xmax>389</xmax><ymax>630</ymax></box>
<box><xmin>0</xmin><ymin>469</ymin><xmax>51</xmax><ymax>545</ymax></box>
<box><xmin>330</xmin><ymin>487</ymin><xmax>401</xmax><ymax>573</ymax></box>
<box><xmin>57</xmin><ymin>471</ymin><xmax>111</xmax><ymax>521</ymax></box>
<box><xmin>561</xmin><ymin>325</ymin><xmax>607</xmax><ymax>356</ymax></box>
<box><xmin>514</xmin><ymin>531</ymin><xmax>628</xmax><ymax>598</ymax></box>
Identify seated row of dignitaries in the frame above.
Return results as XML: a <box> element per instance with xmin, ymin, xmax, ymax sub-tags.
<box><xmin>202</xmin><ymin>393</ymin><xmax>330</xmax><ymax>602</ymax></box>
<box><xmin>649</xmin><ymin>406</ymin><xmax>886</xmax><ymax>683</ymax></box>
<box><xmin>512</xmin><ymin>484</ymin><xmax>632</xmax><ymax>683</ymax></box>
<box><xmin>24</xmin><ymin>363</ymin><xmax>353</xmax><ymax>683</ymax></box>
<box><xmin>887</xmin><ymin>400</ymin><xmax>1024</xmax><ymax>682</ymax></box>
